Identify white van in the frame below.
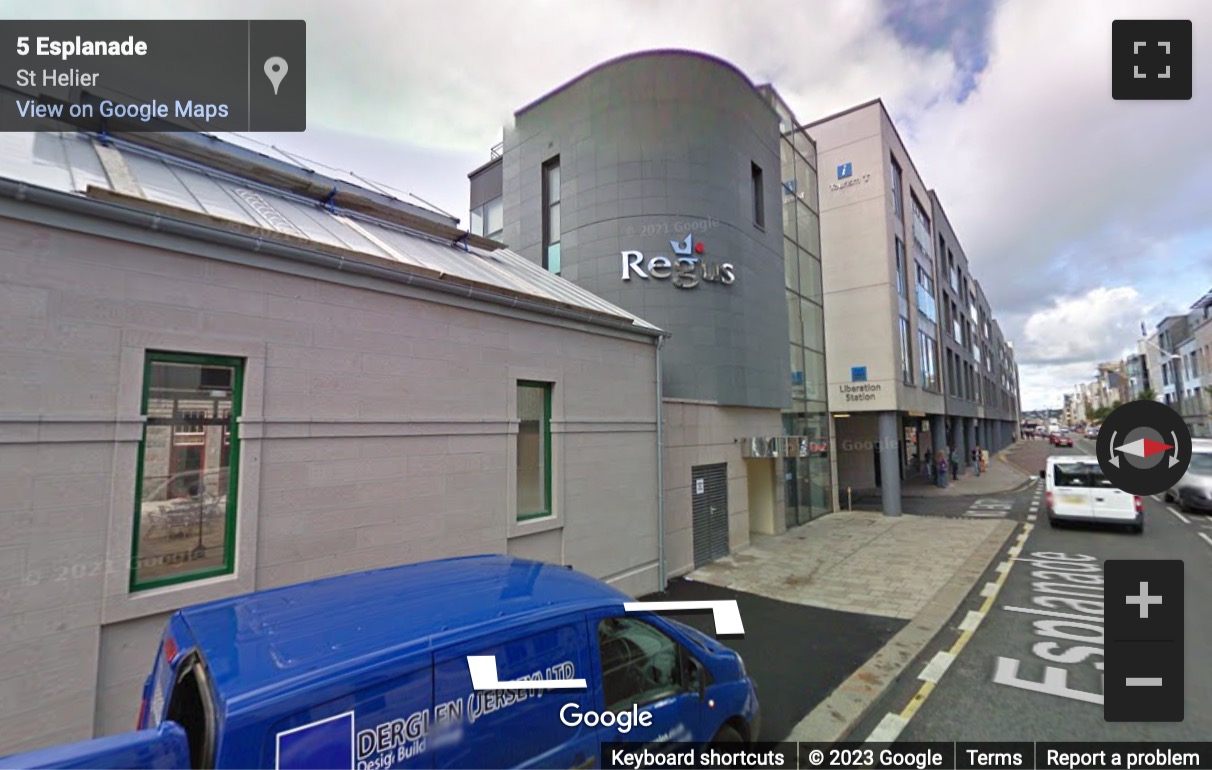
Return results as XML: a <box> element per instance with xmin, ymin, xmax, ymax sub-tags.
<box><xmin>1041</xmin><ymin>456</ymin><xmax>1143</xmax><ymax>533</ymax></box>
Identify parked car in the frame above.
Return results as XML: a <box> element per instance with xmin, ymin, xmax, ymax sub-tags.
<box><xmin>1041</xmin><ymin>456</ymin><xmax>1143</xmax><ymax>532</ymax></box>
<box><xmin>0</xmin><ymin>555</ymin><xmax>760</xmax><ymax>769</ymax></box>
<box><xmin>1166</xmin><ymin>439</ymin><xmax>1212</xmax><ymax>513</ymax></box>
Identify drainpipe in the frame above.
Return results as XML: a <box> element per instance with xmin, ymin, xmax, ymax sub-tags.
<box><xmin>655</xmin><ymin>335</ymin><xmax>667</xmax><ymax>589</ymax></box>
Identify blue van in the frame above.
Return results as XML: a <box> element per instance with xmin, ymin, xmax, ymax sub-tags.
<box><xmin>1</xmin><ymin>555</ymin><xmax>760</xmax><ymax>769</ymax></box>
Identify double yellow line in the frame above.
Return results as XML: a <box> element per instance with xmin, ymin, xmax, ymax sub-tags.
<box><xmin>899</xmin><ymin>520</ymin><xmax>1034</xmax><ymax>721</ymax></box>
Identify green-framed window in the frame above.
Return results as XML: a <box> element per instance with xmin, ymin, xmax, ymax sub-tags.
<box><xmin>131</xmin><ymin>352</ymin><xmax>244</xmax><ymax>591</ymax></box>
<box><xmin>516</xmin><ymin>381</ymin><xmax>552</xmax><ymax>521</ymax></box>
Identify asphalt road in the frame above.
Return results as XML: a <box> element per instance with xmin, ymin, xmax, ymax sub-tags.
<box><xmin>850</xmin><ymin>436</ymin><xmax>1212</xmax><ymax>742</ymax></box>
<box><xmin>639</xmin><ymin>578</ymin><xmax>904</xmax><ymax>741</ymax></box>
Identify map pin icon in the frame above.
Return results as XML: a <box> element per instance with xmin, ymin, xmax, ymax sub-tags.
<box><xmin>264</xmin><ymin>57</ymin><xmax>288</xmax><ymax>95</ymax></box>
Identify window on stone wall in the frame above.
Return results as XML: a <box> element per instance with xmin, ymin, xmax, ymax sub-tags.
<box><xmin>542</xmin><ymin>157</ymin><xmax>561</xmax><ymax>274</ymax></box>
<box><xmin>752</xmin><ymin>162</ymin><xmax>765</xmax><ymax>228</ymax></box>
<box><xmin>517</xmin><ymin>381</ymin><xmax>552</xmax><ymax>521</ymax></box>
<box><xmin>900</xmin><ymin>316</ymin><xmax>914</xmax><ymax>385</ymax></box>
<box><xmin>132</xmin><ymin>352</ymin><xmax>243</xmax><ymax>591</ymax></box>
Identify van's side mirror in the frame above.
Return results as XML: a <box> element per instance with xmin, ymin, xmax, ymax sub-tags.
<box><xmin>684</xmin><ymin>654</ymin><xmax>705</xmax><ymax>698</ymax></box>
<box><xmin>1039</xmin><ymin>470</ymin><xmax>1045</xmax><ymax>478</ymax></box>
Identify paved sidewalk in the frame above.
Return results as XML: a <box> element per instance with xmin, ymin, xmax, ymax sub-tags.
<box><xmin>679</xmin><ymin>510</ymin><xmax>1018</xmax><ymax>740</ymax></box>
<box><xmin>688</xmin><ymin>512</ymin><xmax>1010</xmax><ymax>619</ymax></box>
<box><xmin>901</xmin><ymin>448</ymin><xmax>1034</xmax><ymax>497</ymax></box>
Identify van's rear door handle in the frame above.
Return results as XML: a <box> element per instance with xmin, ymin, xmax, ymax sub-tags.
<box><xmin>572</xmin><ymin>755</ymin><xmax>596</xmax><ymax>768</ymax></box>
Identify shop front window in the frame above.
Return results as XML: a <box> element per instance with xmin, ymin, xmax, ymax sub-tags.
<box><xmin>132</xmin><ymin>352</ymin><xmax>243</xmax><ymax>590</ymax></box>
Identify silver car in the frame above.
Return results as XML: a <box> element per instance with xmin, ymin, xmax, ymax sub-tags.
<box><xmin>1167</xmin><ymin>442</ymin><xmax>1212</xmax><ymax>514</ymax></box>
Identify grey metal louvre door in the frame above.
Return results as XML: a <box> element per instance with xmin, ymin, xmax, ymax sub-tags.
<box><xmin>691</xmin><ymin>463</ymin><xmax>729</xmax><ymax>567</ymax></box>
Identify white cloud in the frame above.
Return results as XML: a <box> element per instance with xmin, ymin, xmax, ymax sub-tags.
<box><xmin>1012</xmin><ymin>285</ymin><xmax>1188</xmax><ymax>408</ymax></box>
<box><xmin>6</xmin><ymin>0</ymin><xmax>1209</xmax><ymax>410</ymax></box>
<box><xmin>1019</xmin><ymin>286</ymin><xmax>1146</xmax><ymax>365</ymax></box>
<box><xmin>904</xmin><ymin>0</ymin><xmax>1212</xmax><ymax>314</ymax></box>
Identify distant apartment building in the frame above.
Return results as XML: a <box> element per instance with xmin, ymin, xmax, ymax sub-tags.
<box><xmin>804</xmin><ymin>100</ymin><xmax>1020</xmax><ymax>512</ymax></box>
<box><xmin>1157</xmin><ymin>314</ymin><xmax>1191</xmax><ymax>412</ymax></box>
<box><xmin>1182</xmin><ymin>290</ymin><xmax>1212</xmax><ymax>436</ymax></box>
<box><xmin>1097</xmin><ymin>361</ymin><xmax>1129</xmax><ymax>405</ymax></box>
<box><xmin>1124</xmin><ymin>352</ymin><xmax>1149</xmax><ymax>399</ymax></box>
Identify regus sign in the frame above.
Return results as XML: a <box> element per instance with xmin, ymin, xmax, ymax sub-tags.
<box><xmin>621</xmin><ymin>233</ymin><xmax>736</xmax><ymax>289</ymax></box>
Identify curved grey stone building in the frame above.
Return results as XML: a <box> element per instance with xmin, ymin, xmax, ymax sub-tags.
<box><xmin>471</xmin><ymin>50</ymin><xmax>834</xmax><ymax>576</ymax></box>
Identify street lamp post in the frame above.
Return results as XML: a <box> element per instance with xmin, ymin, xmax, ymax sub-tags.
<box><xmin>1140</xmin><ymin>336</ymin><xmax>1183</xmax><ymax>414</ymax></box>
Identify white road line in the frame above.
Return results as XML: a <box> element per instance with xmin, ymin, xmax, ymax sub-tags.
<box><xmin>981</xmin><ymin>581</ymin><xmax>999</xmax><ymax>598</ymax></box>
<box><xmin>958</xmin><ymin>610</ymin><xmax>984</xmax><ymax>632</ymax></box>
<box><xmin>1027</xmin><ymin>514</ymin><xmax>1037</xmax><ymax>522</ymax></box>
<box><xmin>1167</xmin><ymin>507</ymin><xmax>1191</xmax><ymax>524</ymax></box>
<box><xmin>1152</xmin><ymin>494</ymin><xmax>1163</xmax><ymax>502</ymax></box>
<box><xmin>1200</xmin><ymin>532</ymin><xmax>1212</xmax><ymax>549</ymax></box>
<box><xmin>919</xmin><ymin>651</ymin><xmax>956</xmax><ymax>683</ymax></box>
<box><xmin>1028</xmin><ymin>506</ymin><xmax>1039</xmax><ymax>512</ymax></box>
<box><xmin>866</xmin><ymin>713</ymin><xmax>908</xmax><ymax>743</ymax></box>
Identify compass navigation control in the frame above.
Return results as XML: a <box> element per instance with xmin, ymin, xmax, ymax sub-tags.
<box><xmin>1096</xmin><ymin>400</ymin><xmax>1192</xmax><ymax>496</ymax></box>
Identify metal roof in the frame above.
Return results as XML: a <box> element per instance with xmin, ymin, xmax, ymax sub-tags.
<box><xmin>0</xmin><ymin>131</ymin><xmax>660</xmax><ymax>334</ymax></box>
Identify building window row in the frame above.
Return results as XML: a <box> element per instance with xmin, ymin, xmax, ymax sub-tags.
<box><xmin>890</xmin><ymin>154</ymin><xmax>903</xmax><ymax>219</ymax></box>
<box><xmin>895</xmin><ymin>237</ymin><xmax>906</xmax><ymax>297</ymax></box>
<box><xmin>910</xmin><ymin>194</ymin><xmax>932</xmax><ymax>261</ymax></box>
<box><xmin>900</xmin><ymin>315</ymin><xmax>913</xmax><ymax>385</ymax></box>
<box><xmin>752</xmin><ymin>162</ymin><xmax>765</xmax><ymax>229</ymax></box>
<box><xmin>132</xmin><ymin>352</ymin><xmax>556</xmax><ymax>591</ymax></box>
<box><xmin>517</xmin><ymin>381</ymin><xmax>554</xmax><ymax>521</ymax></box>
<box><xmin>915</xmin><ymin>263</ymin><xmax>937</xmax><ymax>323</ymax></box>
<box><xmin>542</xmin><ymin>156</ymin><xmax>561</xmax><ymax>274</ymax></box>
<box><xmin>918</xmin><ymin>330</ymin><xmax>939</xmax><ymax>392</ymax></box>
<box><xmin>470</xmin><ymin>196</ymin><xmax>504</xmax><ymax>240</ymax></box>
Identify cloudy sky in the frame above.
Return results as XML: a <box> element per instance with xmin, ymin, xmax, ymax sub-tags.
<box><xmin>7</xmin><ymin>0</ymin><xmax>1211</xmax><ymax>409</ymax></box>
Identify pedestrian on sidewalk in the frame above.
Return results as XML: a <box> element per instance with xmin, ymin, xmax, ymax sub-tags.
<box><xmin>936</xmin><ymin>449</ymin><xmax>949</xmax><ymax>487</ymax></box>
<box><xmin>950</xmin><ymin>446</ymin><xmax>960</xmax><ymax>480</ymax></box>
<box><xmin>973</xmin><ymin>445</ymin><xmax>982</xmax><ymax>476</ymax></box>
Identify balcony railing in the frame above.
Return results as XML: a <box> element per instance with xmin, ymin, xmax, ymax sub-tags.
<box><xmin>1177</xmin><ymin>396</ymin><xmax>1208</xmax><ymax>418</ymax></box>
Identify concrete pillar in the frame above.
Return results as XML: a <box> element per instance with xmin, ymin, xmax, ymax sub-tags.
<box><xmin>969</xmin><ymin>414</ymin><xmax>979</xmax><ymax>470</ymax></box>
<box><xmin>931</xmin><ymin>414</ymin><xmax>947</xmax><ymax>486</ymax></box>
<box><xmin>878</xmin><ymin>411</ymin><xmax>901</xmax><ymax>517</ymax></box>
<box><xmin>952</xmin><ymin>418</ymin><xmax>968</xmax><ymax>474</ymax></box>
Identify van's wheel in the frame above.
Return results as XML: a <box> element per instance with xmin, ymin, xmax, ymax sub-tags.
<box><xmin>712</xmin><ymin>725</ymin><xmax>744</xmax><ymax>744</ymax></box>
<box><xmin>1131</xmin><ymin>521</ymin><xmax>1144</xmax><ymax>534</ymax></box>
